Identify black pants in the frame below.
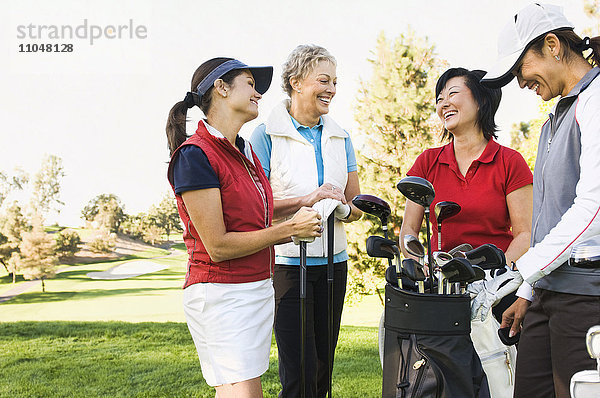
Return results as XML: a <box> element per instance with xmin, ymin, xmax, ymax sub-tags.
<box><xmin>514</xmin><ymin>289</ymin><xmax>600</xmax><ymax>398</ymax></box>
<box><xmin>273</xmin><ymin>262</ymin><xmax>347</xmax><ymax>398</ymax></box>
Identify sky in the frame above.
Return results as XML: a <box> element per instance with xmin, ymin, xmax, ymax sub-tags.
<box><xmin>0</xmin><ymin>0</ymin><xmax>592</xmax><ymax>227</ymax></box>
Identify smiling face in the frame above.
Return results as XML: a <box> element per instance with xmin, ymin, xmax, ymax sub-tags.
<box><xmin>291</xmin><ymin>60</ymin><xmax>337</xmax><ymax>124</ymax></box>
<box><xmin>512</xmin><ymin>47</ymin><xmax>562</xmax><ymax>101</ymax></box>
<box><xmin>435</xmin><ymin>76</ymin><xmax>479</xmax><ymax>134</ymax></box>
<box><xmin>225</xmin><ymin>69</ymin><xmax>262</xmax><ymax>122</ymax></box>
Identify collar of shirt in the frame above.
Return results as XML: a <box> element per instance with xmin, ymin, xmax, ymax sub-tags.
<box><xmin>562</xmin><ymin>66</ymin><xmax>600</xmax><ymax>100</ymax></box>
<box><xmin>201</xmin><ymin>119</ymin><xmax>253</xmax><ymax>165</ymax></box>
<box><xmin>289</xmin><ymin>115</ymin><xmax>323</xmax><ymax>142</ymax></box>
<box><xmin>438</xmin><ymin>138</ymin><xmax>500</xmax><ymax>180</ymax></box>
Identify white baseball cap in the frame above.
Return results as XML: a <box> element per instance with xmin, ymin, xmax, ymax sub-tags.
<box><xmin>481</xmin><ymin>3</ymin><xmax>574</xmax><ymax>88</ymax></box>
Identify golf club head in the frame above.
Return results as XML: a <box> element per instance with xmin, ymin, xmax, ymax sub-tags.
<box><xmin>403</xmin><ymin>234</ymin><xmax>425</xmax><ymax>258</ymax></box>
<box><xmin>449</xmin><ymin>243</ymin><xmax>473</xmax><ymax>258</ymax></box>
<box><xmin>569</xmin><ymin>236</ymin><xmax>600</xmax><ymax>269</ymax></box>
<box><xmin>396</xmin><ymin>176</ymin><xmax>435</xmax><ymax>208</ymax></box>
<box><xmin>402</xmin><ymin>259</ymin><xmax>426</xmax><ymax>282</ymax></box>
<box><xmin>352</xmin><ymin>194</ymin><xmax>391</xmax><ymax>224</ymax></box>
<box><xmin>434</xmin><ymin>201</ymin><xmax>461</xmax><ymax>226</ymax></box>
<box><xmin>432</xmin><ymin>251</ymin><xmax>453</xmax><ymax>268</ymax></box>
<box><xmin>465</xmin><ymin>265</ymin><xmax>486</xmax><ymax>284</ymax></box>
<box><xmin>385</xmin><ymin>265</ymin><xmax>399</xmax><ymax>287</ymax></box>
<box><xmin>366</xmin><ymin>235</ymin><xmax>397</xmax><ymax>259</ymax></box>
<box><xmin>465</xmin><ymin>243</ymin><xmax>506</xmax><ymax>270</ymax></box>
<box><xmin>441</xmin><ymin>258</ymin><xmax>476</xmax><ymax>283</ymax></box>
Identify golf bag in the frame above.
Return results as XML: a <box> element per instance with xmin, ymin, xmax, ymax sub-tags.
<box><xmin>382</xmin><ymin>284</ymin><xmax>490</xmax><ymax>398</ymax></box>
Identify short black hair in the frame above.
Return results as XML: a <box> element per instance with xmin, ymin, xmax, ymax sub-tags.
<box><xmin>435</xmin><ymin>68</ymin><xmax>502</xmax><ymax>141</ymax></box>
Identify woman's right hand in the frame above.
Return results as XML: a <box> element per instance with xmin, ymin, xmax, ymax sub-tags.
<box><xmin>289</xmin><ymin>207</ymin><xmax>322</xmax><ymax>238</ymax></box>
<box><xmin>302</xmin><ymin>183</ymin><xmax>347</xmax><ymax>207</ymax></box>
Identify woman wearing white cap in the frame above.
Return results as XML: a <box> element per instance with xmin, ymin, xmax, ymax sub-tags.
<box><xmin>166</xmin><ymin>58</ymin><xmax>322</xmax><ymax>398</ymax></box>
<box><xmin>250</xmin><ymin>45</ymin><xmax>362</xmax><ymax>397</ymax></box>
<box><xmin>480</xmin><ymin>4</ymin><xmax>600</xmax><ymax>397</ymax></box>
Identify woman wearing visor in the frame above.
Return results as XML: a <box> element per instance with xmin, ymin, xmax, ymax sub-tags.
<box><xmin>480</xmin><ymin>4</ymin><xmax>600</xmax><ymax>397</ymax></box>
<box><xmin>166</xmin><ymin>58</ymin><xmax>322</xmax><ymax>398</ymax></box>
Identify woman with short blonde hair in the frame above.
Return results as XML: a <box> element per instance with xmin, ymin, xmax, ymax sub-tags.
<box><xmin>250</xmin><ymin>44</ymin><xmax>362</xmax><ymax>397</ymax></box>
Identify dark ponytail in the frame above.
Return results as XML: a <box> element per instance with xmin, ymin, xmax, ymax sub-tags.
<box><xmin>583</xmin><ymin>36</ymin><xmax>600</xmax><ymax>67</ymax></box>
<box><xmin>166</xmin><ymin>57</ymin><xmax>242</xmax><ymax>156</ymax></box>
<box><xmin>530</xmin><ymin>30</ymin><xmax>600</xmax><ymax>68</ymax></box>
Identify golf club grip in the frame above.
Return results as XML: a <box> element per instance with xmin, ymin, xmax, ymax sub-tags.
<box><xmin>300</xmin><ymin>241</ymin><xmax>307</xmax><ymax>299</ymax></box>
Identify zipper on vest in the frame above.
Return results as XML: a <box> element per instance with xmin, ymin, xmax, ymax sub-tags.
<box><xmin>238</xmin><ymin>154</ymin><xmax>272</xmax><ymax>276</ymax></box>
<box><xmin>532</xmin><ymin>113</ymin><xmax>555</xmax><ymax>241</ymax></box>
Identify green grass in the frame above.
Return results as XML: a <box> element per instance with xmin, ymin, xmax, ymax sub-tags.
<box><xmin>0</xmin><ymin>322</ymin><xmax>381</xmax><ymax>398</ymax></box>
<box><xmin>0</xmin><ymin>242</ymin><xmax>384</xmax><ymax>396</ymax></box>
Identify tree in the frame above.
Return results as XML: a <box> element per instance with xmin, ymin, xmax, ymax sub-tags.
<box><xmin>147</xmin><ymin>195</ymin><xmax>182</xmax><ymax>240</ymax></box>
<box><xmin>0</xmin><ymin>168</ymin><xmax>28</xmax><ymax>208</ymax></box>
<box><xmin>11</xmin><ymin>215</ymin><xmax>57</xmax><ymax>292</ymax></box>
<box><xmin>346</xmin><ymin>30</ymin><xmax>445</xmax><ymax>300</ymax></box>
<box><xmin>583</xmin><ymin>0</ymin><xmax>600</xmax><ymax>36</ymax></box>
<box><xmin>81</xmin><ymin>194</ymin><xmax>125</xmax><ymax>232</ymax></box>
<box><xmin>54</xmin><ymin>229</ymin><xmax>81</xmax><ymax>258</ymax></box>
<box><xmin>30</xmin><ymin>155</ymin><xmax>65</xmax><ymax>217</ymax></box>
<box><xmin>0</xmin><ymin>202</ymin><xmax>30</xmax><ymax>283</ymax></box>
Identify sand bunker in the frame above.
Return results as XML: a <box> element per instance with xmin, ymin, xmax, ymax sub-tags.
<box><xmin>87</xmin><ymin>260</ymin><xmax>168</xmax><ymax>280</ymax></box>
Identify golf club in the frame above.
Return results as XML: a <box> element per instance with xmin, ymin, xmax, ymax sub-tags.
<box><xmin>352</xmin><ymin>194</ymin><xmax>391</xmax><ymax>238</ymax></box>
<box><xmin>403</xmin><ymin>234</ymin><xmax>425</xmax><ymax>260</ymax></box>
<box><xmin>432</xmin><ymin>251</ymin><xmax>452</xmax><ymax>294</ymax></box>
<box><xmin>402</xmin><ymin>258</ymin><xmax>426</xmax><ymax>293</ymax></box>
<box><xmin>434</xmin><ymin>201</ymin><xmax>461</xmax><ymax>251</ymax></box>
<box><xmin>440</xmin><ymin>257</ymin><xmax>475</xmax><ymax>294</ymax></box>
<box><xmin>448</xmin><ymin>243</ymin><xmax>473</xmax><ymax>258</ymax></box>
<box><xmin>397</xmin><ymin>176</ymin><xmax>436</xmax><ymax>292</ymax></box>
<box><xmin>326</xmin><ymin>214</ymin><xmax>334</xmax><ymax>398</ymax></box>
<box><xmin>366</xmin><ymin>235</ymin><xmax>402</xmax><ymax>288</ymax></box>
<box><xmin>297</xmin><ymin>235</ymin><xmax>314</xmax><ymax>398</ymax></box>
<box><xmin>353</xmin><ymin>194</ymin><xmax>394</xmax><ymax>271</ymax></box>
<box><xmin>465</xmin><ymin>244</ymin><xmax>506</xmax><ymax>270</ymax></box>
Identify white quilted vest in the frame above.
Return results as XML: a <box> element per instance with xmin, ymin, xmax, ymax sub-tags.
<box><xmin>265</xmin><ymin>100</ymin><xmax>349</xmax><ymax>258</ymax></box>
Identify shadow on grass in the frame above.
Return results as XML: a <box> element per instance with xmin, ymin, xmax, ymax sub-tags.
<box><xmin>0</xmin><ymin>273</ymin><xmax>26</xmax><ymax>285</ymax></box>
<box><xmin>1</xmin><ymin>286</ymin><xmax>181</xmax><ymax>305</ymax></box>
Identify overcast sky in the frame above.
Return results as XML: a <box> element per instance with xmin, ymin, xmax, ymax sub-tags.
<box><xmin>0</xmin><ymin>0</ymin><xmax>591</xmax><ymax>226</ymax></box>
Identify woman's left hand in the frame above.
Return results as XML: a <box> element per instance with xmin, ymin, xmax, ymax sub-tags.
<box><xmin>501</xmin><ymin>297</ymin><xmax>531</xmax><ymax>338</ymax></box>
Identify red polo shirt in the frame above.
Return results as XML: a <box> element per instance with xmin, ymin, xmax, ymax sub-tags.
<box><xmin>407</xmin><ymin>139</ymin><xmax>533</xmax><ymax>252</ymax></box>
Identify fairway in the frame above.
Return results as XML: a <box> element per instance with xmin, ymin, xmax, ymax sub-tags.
<box><xmin>0</xmin><ymin>244</ymin><xmax>384</xmax><ymax>397</ymax></box>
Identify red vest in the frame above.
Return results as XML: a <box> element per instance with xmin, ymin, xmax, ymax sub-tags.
<box><xmin>168</xmin><ymin>121</ymin><xmax>274</xmax><ymax>287</ymax></box>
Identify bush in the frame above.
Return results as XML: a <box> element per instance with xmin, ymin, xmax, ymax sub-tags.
<box><xmin>54</xmin><ymin>229</ymin><xmax>81</xmax><ymax>258</ymax></box>
<box><xmin>88</xmin><ymin>231</ymin><xmax>116</xmax><ymax>253</ymax></box>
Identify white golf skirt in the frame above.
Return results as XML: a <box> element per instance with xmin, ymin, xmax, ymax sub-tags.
<box><xmin>183</xmin><ymin>278</ymin><xmax>274</xmax><ymax>387</ymax></box>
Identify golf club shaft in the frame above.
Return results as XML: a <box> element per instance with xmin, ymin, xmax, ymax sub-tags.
<box><xmin>425</xmin><ymin>210</ymin><xmax>434</xmax><ymax>293</ymax></box>
<box><xmin>327</xmin><ymin>215</ymin><xmax>334</xmax><ymax>398</ymax></box>
<box><xmin>300</xmin><ymin>241</ymin><xmax>307</xmax><ymax>398</ymax></box>
<box><xmin>383</xmin><ymin>226</ymin><xmax>393</xmax><ymax>269</ymax></box>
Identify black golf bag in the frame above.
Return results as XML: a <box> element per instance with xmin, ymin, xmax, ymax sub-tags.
<box><xmin>382</xmin><ymin>284</ymin><xmax>490</xmax><ymax>398</ymax></box>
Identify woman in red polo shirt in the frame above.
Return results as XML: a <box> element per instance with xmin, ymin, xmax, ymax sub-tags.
<box><xmin>165</xmin><ymin>57</ymin><xmax>322</xmax><ymax>398</ymax></box>
<box><xmin>399</xmin><ymin>67</ymin><xmax>533</xmax><ymax>397</ymax></box>
<box><xmin>400</xmin><ymin>67</ymin><xmax>533</xmax><ymax>319</ymax></box>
